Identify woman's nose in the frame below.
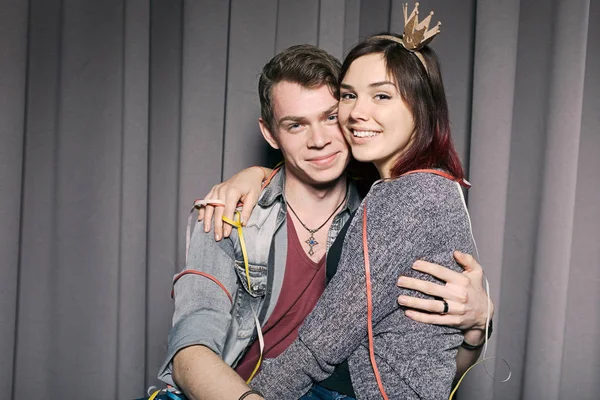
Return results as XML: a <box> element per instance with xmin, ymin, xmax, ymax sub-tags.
<box><xmin>349</xmin><ymin>97</ymin><xmax>369</xmax><ymax>121</ymax></box>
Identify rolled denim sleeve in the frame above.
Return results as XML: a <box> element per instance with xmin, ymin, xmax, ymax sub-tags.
<box><xmin>157</xmin><ymin>221</ymin><xmax>238</xmax><ymax>386</ymax></box>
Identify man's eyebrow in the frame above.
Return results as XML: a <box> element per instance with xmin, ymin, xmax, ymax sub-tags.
<box><xmin>319</xmin><ymin>104</ymin><xmax>339</xmax><ymax>119</ymax></box>
<box><xmin>277</xmin><ymin>115</ymin><xmax>307</xmax><ymax>126</ymax></box>
<box><xmin>277</xmin><ymin>104</ymin><xmax>338</xmax><ymax>126</ymax></box>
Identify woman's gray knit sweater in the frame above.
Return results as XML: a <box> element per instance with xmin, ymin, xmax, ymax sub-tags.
<box><xmin>251</xmin><ymin>172</ymin><xmax>476</xmax><ymax>399</ymax></box>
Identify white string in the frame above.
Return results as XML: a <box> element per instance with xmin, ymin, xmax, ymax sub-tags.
<box><xmin>252</xmin><ymin>305</ymin><xmax>265</xmax><ymax>370</ymax></box>
<box><xmin>456</xmin><ymin>182</ymin><xmax>512</xmax><ymax>383</ymax></box>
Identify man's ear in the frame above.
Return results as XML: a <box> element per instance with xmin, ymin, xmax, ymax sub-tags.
<box><xmin>259</xmin><ymin>118</ymin><xmax>280</xmax><ymax>150</ymax></box>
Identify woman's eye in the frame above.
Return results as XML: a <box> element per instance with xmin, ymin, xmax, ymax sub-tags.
<box><xmin>340</xmin><ymin>93</ymin><xmax>356</xmax><ymax>100</ymax></box>
<box><xmin>375</xmin><ymin>94</ymin><xmax>391</xmax><ymax>100</ymax></box>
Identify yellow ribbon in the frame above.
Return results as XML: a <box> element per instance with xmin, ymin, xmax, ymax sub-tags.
<box><xmin>221</xmin><ymin>211</ymin><xmax>263</xmax><ymax>383</ymax></box>
<box><xmin>222</xmin><ymin>211</ymin><xmax>251</xmax><ymax>292</ymax></box>
<box><xmin>449</xmin><ymin>358</ymin><xmax>483</xmax><ymax>399</ymax></box>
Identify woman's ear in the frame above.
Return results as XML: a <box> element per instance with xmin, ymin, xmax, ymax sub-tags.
<box><xmin>259</xmin><ymin>118</ymin><xmax>280</xmax><ymax>150</ymax></box>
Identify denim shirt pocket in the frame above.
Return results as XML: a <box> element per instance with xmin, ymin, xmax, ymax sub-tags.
<box><xmin>233</xmin><ymin>260</ymin><xmax>267</xmax><ymax>339</ymax></box>
<box><xmin>234</xmin><ymin>260</ymin><xmax>267</xmax><ymax>297</ymax></box>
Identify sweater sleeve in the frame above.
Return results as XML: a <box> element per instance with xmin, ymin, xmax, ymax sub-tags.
<box><xmin>251</xmin><ymin>174</ymin><xmax>473</xmax><ymax>399</ymax></box>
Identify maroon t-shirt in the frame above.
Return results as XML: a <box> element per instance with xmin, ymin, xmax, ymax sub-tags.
<box><xmin>235</xmin><ymin>213</ymin><xmax>326</xmax><ymax>380</ymax></box>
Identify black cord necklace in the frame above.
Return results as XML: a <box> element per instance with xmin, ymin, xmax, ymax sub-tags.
<box><xmin>285</xmin><ymin>185</ymin><xmax>348</xmax><ymax>256</ymax></box>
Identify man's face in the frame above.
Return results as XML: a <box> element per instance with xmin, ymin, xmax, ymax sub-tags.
<box><xmin>260</xmin><ymin>82</ymin><xmax>350</xmax><ymax>187</ymax></box>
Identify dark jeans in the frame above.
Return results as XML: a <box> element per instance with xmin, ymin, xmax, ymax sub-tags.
<box><xmin>136</xmin><ymin>384</ymin><xmax>355</xmax><ymax>400</ymax></box>
<box><xmin>134</xmin><ymin>393</ymin><xmax>187</xmax><ymax>400</ymax></box>
<box><xmin>299</xmin><ymin>384</ymin><xmax>356</xmax><ymax>400</ymax></box>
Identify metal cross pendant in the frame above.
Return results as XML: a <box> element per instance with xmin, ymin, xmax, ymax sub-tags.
<box><xmin>305</xmin><ymin>230</ymin><xmax>319</xmax><ymax>256</ymax></box>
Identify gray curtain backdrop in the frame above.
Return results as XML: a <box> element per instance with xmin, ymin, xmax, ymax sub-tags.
<box><xmin>0</xmin><ymin>0</ymin><xmax>597</xmax><ymax>399</ymax></box>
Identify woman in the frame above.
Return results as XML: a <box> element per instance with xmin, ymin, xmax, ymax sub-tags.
<box><xmin>242</xmin><ymin>27</ymin><xmax>479</xmax><ymax>399</ymax></box>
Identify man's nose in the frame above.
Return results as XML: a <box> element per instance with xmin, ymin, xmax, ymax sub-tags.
<box><xmin>308</xmin><ymin>126</ymin><xmax>330</xmax><ymax>148</ymax></box>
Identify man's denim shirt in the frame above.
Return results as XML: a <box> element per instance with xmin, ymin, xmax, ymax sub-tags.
<box><xmin>158</xmin><ymin>168</ymin><xmax>361</xmax><ymax>387</ymax></box>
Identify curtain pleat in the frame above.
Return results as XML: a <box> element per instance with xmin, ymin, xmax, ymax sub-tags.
<box><xmin>0</xmin><ymin>0</ymin><xmax>29</xmax><ymax>395</ymax></box>
<box><xmin>560</xmin><ymin>4</ymin><xmax>600</xmax><ymax>398</ymax></box>
<box><xmin>460</xmin><ymin>2</ymin><xmax>521</xmax><ymax>397</ymax></box>
<box><xmin>115</xmin><ymin>0</ymin><xmax>150</xmax><ymax>397</ymax></box>
<box><xmin>523</xmin><ymin>1</ymin><xmax>590</xmax><ymax>399</ymax></box>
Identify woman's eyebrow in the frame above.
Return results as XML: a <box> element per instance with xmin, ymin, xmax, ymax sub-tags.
<box><xmin>340</xmin><ymin>81</ymin><xmax>396</xmax><ymax>90</ymax></box>
<box><xmin>369</xmin><ymin>81</ymin><xmax>395</xmax><ymax>88</ymax></box>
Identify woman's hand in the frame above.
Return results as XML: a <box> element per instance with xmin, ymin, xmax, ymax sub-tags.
<box><xmin>199</xmin><ymin>166</ymin><xmax>272</xmax><ymax>241</ymax></box>
<box><xmin>396</xmin><ymin>251</ymin><xmax>493</xmax><ymax>338</ymax></box>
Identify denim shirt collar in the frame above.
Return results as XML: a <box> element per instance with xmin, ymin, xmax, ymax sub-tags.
<box><xmin>258</xmin><ymin>167</ymin><xmax>286</xmax><ymax>208</ymax></box>
<box><xmin>344</xmin><ymin>179</ymin><xmax>361</xmax><ymax>214</ymax></box>
<box><xmin>258</xmin><ymin>167</ymin><xmax>361</xmax><ymax>213</ymax></box>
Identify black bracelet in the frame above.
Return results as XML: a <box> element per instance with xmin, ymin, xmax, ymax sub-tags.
<box><xmin>461</xmin><ymin>319</ymin><xmax>493</xmax><ymax>350</ymax></box>
<box><xmin>238</xmin><ymin>389</ymin><xmax>263</xmax><ymax>400</ymax></box>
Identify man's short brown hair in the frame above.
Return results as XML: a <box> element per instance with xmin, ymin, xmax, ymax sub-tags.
<box><xmin>258</xmin><ymin>44</ymin><xmax>341</xmax><ymax>132</ymax></box>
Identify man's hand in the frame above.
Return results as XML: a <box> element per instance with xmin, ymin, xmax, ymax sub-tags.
<box><xmin>198</xmin><ymin>166</ymin><xmax>270</xmax><ymax>241</ymax></box>
<box><xmin>396</xmin><ymin>251</ymin><xmax>493</xmax><ymax>334</ymax></box>
<box><xmin>396</xmin><ymin>251</ymin><xmax>493</xmax><ymax>380</ymax></box>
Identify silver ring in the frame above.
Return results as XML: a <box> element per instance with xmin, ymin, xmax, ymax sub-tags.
<box><xmin>440</xmin><ymin>299</ymin><xmax>449</xmax><ymax>315</ymax></box>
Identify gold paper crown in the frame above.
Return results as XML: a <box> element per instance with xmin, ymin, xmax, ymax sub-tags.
<box><xmin>401</xmin><ymin>2</ymin><xmax>441</xmax><ymax>51</ymax></box>
<box><xmin>370</xmin><ymin>3</ymin><xmax>441</xmax><ymax>73</ymax></box>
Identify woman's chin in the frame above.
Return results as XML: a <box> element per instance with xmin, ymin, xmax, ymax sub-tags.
<box><xmin>350</xmin><ymin>150</ymin><xmax>377</xmax><ymax>164</ymax></box>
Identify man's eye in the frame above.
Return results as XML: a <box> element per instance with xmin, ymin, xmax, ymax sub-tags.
<box><xmin>327</xmin><ymin>114</ymin><xmax>338</xmax><ymax>121</ymax></box>
<box><xmin>288</xmin><ymin>123</ymin><xmax>301</xmax><ymax>130</ymax></box>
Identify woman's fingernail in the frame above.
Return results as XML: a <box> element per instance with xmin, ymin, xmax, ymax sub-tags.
<box><xmin>397</xmin><ymin>277</ymin><xmax>405</xmax><ymax>285</ymax></box>
<box><xmin>215</xmin><ymin>233</ymin><xmax>221</xmax><ymax>241</ymax></box>
<box><xmin>398</xmin><ymin>296</ymin><xmax>407</xmax><ymax>305</ymax></box>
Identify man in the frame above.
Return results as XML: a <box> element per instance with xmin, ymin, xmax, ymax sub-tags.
<box><xmin>157</xmin><ymin>45</ymin><xmax>491</xmax><ymax>400</ymax></box>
